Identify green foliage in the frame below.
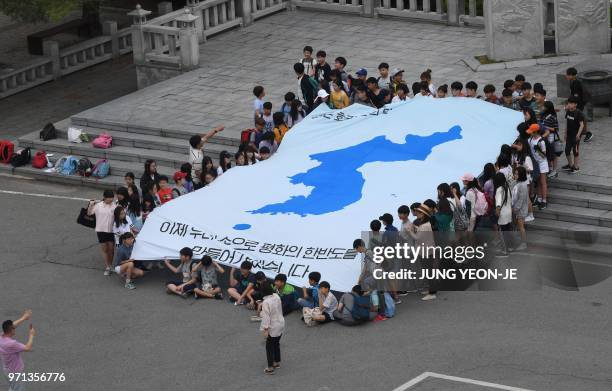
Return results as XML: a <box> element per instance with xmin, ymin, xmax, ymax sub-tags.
<box><xmin>0</xmin><ymin>0</ymin><xmax>83</xmax><ymax>23</ymax></box>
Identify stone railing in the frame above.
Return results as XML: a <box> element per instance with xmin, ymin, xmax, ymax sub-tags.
<box><xmin>0</xmin><ymin>21</ymin><xmax>133</xmax><ymax>100</ymax></box>
<box><xmin>375</xmin><ymin>0</ymin><xmax>446</xmax><ymax>23</ymax></box>
<box><xmin>250</xmin><ymin>0</ymin><xmax>288</xmax><ymax>21</ymax></box>
<box><xmin>292</xmin><ymin>0</ymin><xmax>363</xmax><ymax>16</ymax></box>
<box><xmin>460</xmin><ymin>0</ymin><xmax>484</xmax><ymax>27</ymax></box>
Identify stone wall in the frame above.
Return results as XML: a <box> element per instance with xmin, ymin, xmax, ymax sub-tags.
<box><xmin>485</xmin><ymin>0</ymin><xmax>544</xmax><ymax>61</ymax></box>
<box><xmin>556</xmin><ymin>0</ymin><xmax>611</xmax><ymax>55</ymax></box>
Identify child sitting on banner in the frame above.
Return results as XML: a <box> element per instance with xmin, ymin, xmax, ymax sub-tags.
<box><xmin>164</xmin><ymin>247</ymin><xmax>198</xmax><ymax>298</ymax></box>
<box><xmin>192</xmin><ymin>255</ymin><xmax>224</xmax><ymax>300</ymax></box>
<box><xmin>297</xmin><ymin>271</ymin><xmax>321</xmax><ymax>309</ymax></box>
<box><xmin>157</xmin><ymin>176</ymin><xmax>173</xmax><ymax>205</ymax></box>
<box><xmin>274</xmin><ymin>274</ymin><xmax>298</xmax><ymax>315</ymax></box>
<box><xmin>227</xmin><ymin>261</ymin><xmax>256</xmax><ymax>306</ymax></box>
<box><xmin>333</xmin><ymin>285</ymin><xmax>377</xmax><ymax>326</ymax></box>
<box><xmin>311</xmin><ymin>281</ymin><xmax>338</xmax><ymax>324</ymax></box>
<box><xmin>113</xmin><ymin>233</ymin><xmax>145</xmax><ymax>290</ymax></box>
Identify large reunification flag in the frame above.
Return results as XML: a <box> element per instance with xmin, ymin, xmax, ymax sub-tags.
<box><xmin>133</xmin><ymin>98</ymin><xmax>522</xmax><ymax>292</ymax></box>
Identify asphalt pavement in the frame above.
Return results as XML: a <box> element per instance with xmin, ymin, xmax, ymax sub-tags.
<box><xmin>1</xmin><ymin>175</ymin><xmax>611</xmax><ymax>391</ymax></box>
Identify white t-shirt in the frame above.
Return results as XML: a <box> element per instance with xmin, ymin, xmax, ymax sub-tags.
<box><xmin>321</xmin><ymin>292</ymin><xmax>338</xmax><ymax>319</ymax></box>
<box><xmin>529</xmin><ymin>136</ymin><xmax>549</xmax><ymax>174</ymax></box>
<box><xmin>392</xmin><ymin>95</ymin><xmax>408</xmax><ymax>103</ymax></box>
<box><xmin>189</xmin><ymin>146</ymin><xmax>203</xmax><ymax>181</ymax></box>
<box><xmin>262</xmin><ymin>114</ymin><xmax>274</xmax><ymax>133</ymax></box>
<box><xmin>465</xmin><ymin>189</ymin><xmax>477</xmax><ymax>219</ymax></box>
<box><xmin>253</xmin><ymin>98</ymin><xmax>264</xmax><ymax>118</ymax></box>
<box><xmin>495</xmin><ymin>187</ymin><xmax>512</xmax><ymax>226</ymax></box>
<box><xmin>378</xmin><ymin>76</ymin><xmax>391</xmax><ymax>90</ymax></box>
<box><xmin>113</xmin><ymin>215</ymin><xmax>133</xmax><ymax>244</ymax></box>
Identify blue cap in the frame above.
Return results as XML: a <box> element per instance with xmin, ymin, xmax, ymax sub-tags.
<box><xmin>356</xmin><ymin>68</ymin><xmax>368</xmax><ymax>76</ymax></box>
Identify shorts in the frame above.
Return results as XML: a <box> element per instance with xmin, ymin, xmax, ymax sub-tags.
<box><xmin>565</xmin><ymin>136</ymin><xmax>580</xmax><ymax>157</ymax></box>
<box><xmin>97</xmin><ymin>232</ymin><xmax>114</xmax><ymax>243</ymax></box>
<box><xmin>537</xmin><ymin>160</ymin><xmax>549</xmax><ymax>175</ymax></box>
<box><xmin>166</xmin><ymin>280</ymin><xmax>196</xmax><ymax>293</ymax></box>
<box><xmin>114</xmin><ymin>265</ymin><xmax>123</xmax><ymax>274</ymax></box>
<box><xmin>198</xmin><ymin>283</ymin><xmax>219</xmax><ymax>290</ymax></box>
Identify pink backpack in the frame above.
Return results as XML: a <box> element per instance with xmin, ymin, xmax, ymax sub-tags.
<box><xmin>92</xmin><ymin>133</ymin><xmax>113</xmax><ymax>149</ymax></box>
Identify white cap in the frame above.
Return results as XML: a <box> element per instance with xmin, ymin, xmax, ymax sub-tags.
<box><xmin>317</xmin><ymin>89</ymin><xmax>329</xmax><ymax>99</ymax></box>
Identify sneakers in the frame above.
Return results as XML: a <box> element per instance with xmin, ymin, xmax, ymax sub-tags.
<box><xmin>214</xmin><ymin>293</ymin><xmax>223</xmax><ymax>300</ymax></box>
<box><xmin>514</xmin><ymin>242</ymin><xmax>528</xmax><ymax>251</ymax></box>
<box><xmin>394</xmin><ymin>298</ymin><xmax>402</xmax><ymax>305</ymax></box>
<box><xmin>495</xmin><ymin>251</ymin><xmax>509</xmax><ymax>258</ymax></box>
<box><xmin>584</xmin><ymin>132</ymin><xmax>594</xmax><ymax>143</ymax></box>
<box><xmin>538</xmin><ymin>201</ymin><xmax>547</xmax><ymax>210</ymax></box>
<box><xmin>124</xmin><ymin>281</ymin><xmax>136</xmax><ymax>290</ymax></box>
<box><xmin>561</xmin><ymin>164</ymin><xmax>572</xmax><ymax>171</ymax></box>
<box><xmin>547</xmin><ymin>170</ymin><xmax>558</xmax><ymax>179</ymax></box>
<box><xmin>250</xmin><ymin>315</ymin><xmax>262</xmax><ymax>322</ymax></box>
<box><xmin>421</xmin><ymin>294</ymin><xmax>437</xmax><ymax>301</ymax></box>
<box><xmin>525</xmin><ymin>213</ymin><xmax>535</xmax><ymax>222</ymax></box>
<box><xmin>104</xmin><ymin>267</ymin><xmax>112</xmax><ymax>276</ymax></box>
<box><xmin>570</xmin><ymin>167</ymin><xmax>580</xmax><ymax>174</ymax></box>
<box><xmin>373</xmin><ymin>314</ymin><xmax>388</xmax><ymax>322</ymax></box>
<box><xmin>264</xmin><ymin>367</ymin><xmax>275</xmax><ymax>375</ymax></box>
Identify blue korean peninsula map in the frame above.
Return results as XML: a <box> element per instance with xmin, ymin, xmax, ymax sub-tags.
<box><xmin>250</xmin><ymin>125</ymin><xmax>462</xmax><ymax>217</ymax></box>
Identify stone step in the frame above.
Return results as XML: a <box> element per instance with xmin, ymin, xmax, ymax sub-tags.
<box><xmin>533</xmin><ymin>203</ymin><xmax>612</xmax><ymax>228</ymax></box>
<box><xmin>546</xmin><ymin>188</ymin><xmax>612</xmax><ymax>210</ymax></box>
<box><xmin>548</xmin><ymin>175</ymin><xmax>612</xmax><ymax>195</ymax></box>
<box><xmin>525</xmin><ymin>233</ymin><xmax>612</xmax><ymax>265</ymax></box>
<box><xmin>69</xmin><ymin>115</ymin><xmax>242</xmax><ymax>147</ymax></box>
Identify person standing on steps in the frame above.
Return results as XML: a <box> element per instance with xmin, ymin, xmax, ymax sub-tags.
<box><xmin>565</xmin><ymin>67</ymin><xmax>592</xmax><ymax>142</ymax></box>
<box><xmin>1</xmin><ymin>309</ymin><xmax>36</xmax><ymax>391</ymax></box>
<box><xmin>87</xmin><ymin>190</ymin><xmax>117</xmax><ymax>276</ymax></box>
<box><xmin>188</xmin><ymin>126</ymin><xmax>224</xmax><ymax>185</ymax></box>
<box><xmin>563</xmin><ymin>96</ymin><xmax>586</xmax><ymax>174</ymax></box>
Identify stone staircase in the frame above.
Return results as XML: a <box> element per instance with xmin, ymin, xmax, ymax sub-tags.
<box><xmin>0</xmin><ymin>116</ymin><xmax>241</xmax><ymax>189</ymax></box>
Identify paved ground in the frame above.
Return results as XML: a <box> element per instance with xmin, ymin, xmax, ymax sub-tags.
<box><xmin>0</xmin><ymin>175</ymin><xmax>611</xmax><ymax>391</ymax></box>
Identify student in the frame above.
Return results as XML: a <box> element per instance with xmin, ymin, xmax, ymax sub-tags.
<box><xmin>311</xmin><ymin>281</ymin><xmax>338</xmax><ymax>324</ymax></box>
<box><xmin>258</xmin><ymin>133</ymin><xmax>278</xmax><ymax>156</ymax></box>
<box><xmin>563</xmin><ymin>96</ymin><xmax>585</xmax><ymax>173</ymax></box>
<box><xmin>330</xmin><ymin>79</ymin><xmax>350</xmax><ymax>109</ymax></box>
<box><xmin>260</xmin><ymin>282</ymin><xmax>284</xmax><ymax>375</ymax></box>
<box><xmin>366</xmin><ymin>77</ymin><xmax>386</xmax><ymax>108</ymax></box>
<box><xmin>113</xmin><ymin>232</ymin><xmax>145</xmax><ymax>290</ymax></box>
<box><xmin>88</xmin><ymin>190</ymin><xmax>117</xmax><ymax>276</ymax></box>
<box><xmin>461</xmin><ymin>173</ymin><xmax>483</xmax><ymax>231</ymax></box>
<box><xmin>389</xmin><ymin>68</ymin><xmax>405</xmax><ymax>96</ymax></box>
<box><xmin>1</xmin><ymin>309</ymin><xmax>35</xmax><ymax>391</ymax></box>
<box><xmin>436</xmin><ymin>84</ymin><xmax>448</xmax><ymax>98</ymax></box>
<box><xmin>501</xmin><ymin>88</ymin><xmax>519</xmax><ymax>110</ymax></box>
<box><xmin>435</xmin><ymin>189</ymin><xmax>454</xmax><ymax>232</ymax></box>
<box><xmin>259</xmin><ymin>146</ymin><xmax>272</xmax><ymax>161</ymax></box>
<box><xmin>513</xmin><ymin>74</ymin><xmax>526</xmax><ymax>100</ymax></box>
<box><xmin>368</xmin><ymin>220</ymin><xmax>384</xmax><ymax>250</ymax></box>
<box><xmin>416</xmin><ymin>81</ymin><xmax>431</xmax><ymax>97</ymax></box>
<box><xmin>377</xmin><ymin>62</ymin><xmax>391</xmax><ymax>90</ymax></box>
<box><xmin>189</xmin><ymin>126</ymin><xmax>224</xmax><ymax>183</ymax></box>
<box><xmin>540</xmin><ymin>100</ymin><xmax>560</xmax><ymax>178</ymax></box>
<box><xmin>407</xmin><ymin>204</ymin><xmax>436</xmax><ymax>300</ymax></box>
<box><xmin>511</xmin><ymin>138</ymin><xmax>535</xmax><ymax>222</ymax></box>
<box><xmin>354</xmin><ymin>67</ymin><xmax>368</xmax><ymax>84</ymax></box>
<box><xmin>297</xmin><ymin>271</ymin><xmax>321</xmax><ymax>309</ymax></box>
<box><xmin>164</xmin><ymin>247</ymin><xmax>197</xmax><ymax>298</ymax></box>
<box><xmin>126</xmin><ymin>185</ymin><xmax>142</xmax><ymax>232</ymax></box>
<box><xmin>156</xmin><ymin>176</ymin><xmax>173</xmax><ymax>205</ymax></box>
<box><xmin>314</xmin><ymin>50</ymin><xmax>331</xmax><ymax>82</ymax></box>
<box><xmin>112</xmin><ymin>206</ymin><xmax>134</xmax><ymax>245</ymax></box>
<box><xmin>262</xmin><ymin>102</ymin><xmax>274</xmax><ymax>133</ymax></box>
<box><xmin>124</xmin><ymin>172</ymin><xmax>140</xmax><ymax>198</ymax></box>
<box><xmin>140</xmin><ymin>159</ymin><xmax>160</xmax><ymax>193</ymax></box>
<box><xmin>253</xmin><ymin>85</ymin><xmax>265</xmax><ymax>120</ymax></box>
<box><xmin>330</xmin><ymin>69</ymin><xmax>349</xmax><ymax>93</ymax></box>
<box><xmin>333</xmin><ymin>285</ymin><xmax>376</xmax><ymax>325</ymax></box>
<box><xmin>519</xmin><ymin>82</ymin><xmax>537</xmax><ymax>112</ymax></box>
<box><xmin>397</xmin><ymin>205</ymin><xmax>414</xmax><ymax>240</ymax></box>
<box><xmin>274</xmin><ymin>274</ymin><xmax>298</xmax><ymax>315</ymax></box>
<box><xmin>192</xmin><ymin>255</ymin><xmax>224</xmax><ymax>300</ymax></box>
<box><xmin>566</xmin><ymin>67</ymin><xmax>592</xmax><ymax>141</ymax></box>
<box><xmin>294</xmin><ymin>62</ymin><xmax>317</xmax><ymax>111</ymax></box>
<box><xmin>287</xmin><ymin>99</ymin><xmax>306</xmax><ymax>128</ymax></box>
<box><xmin>172</xmin><ymin>171</ymin><xmax>189</xmax><ymax>198</ymax></box>
<box><xmin>451</xmin><ymin>81</ymin><xmax>464</xmax><ymax>97</ymax></box>
<box><xmin>314</xmin><ymin>88</ymin><xmax>331</xmax><ymax>109</ymax></box>
<box><xmin>227</xmin><ymin>261</ymin><xmax>256</xmax><ymax>306</ymax></box>
<box><xmin>249</xmin><ymin>117</ymin><xmax>267</xmax><ymax>148</ymax></box>
<box><xmin>351</xmin><ymin>84</ymin><xmax>375</xmax><ymax>107</ymax></box>
<box><xmin>420</xmin><ymin>69</ymin><xmax>436</xmax><ymax>97</ymax></box>
<box><xmin>248</xmin><ymin>271</ymin><xmax>269</xmax><ymax>311</ymax></box>
<box><xmin>234</xmin><ymin>151</ymin><xmax>246</xmax><ymax>167</ymax></box>
<box><xmin>465</xmin><ymin>81</ymin><xmax>480</xmax><ymax>98</ymax></box>
<box><xmin>217</xmin><ymin>151</ymin><xmax>232</xmax><ymax>176</ymax></box>
<box><xmin>334</xmin><ymin>56</ymin><xmax>348</xmax><ymax>82</ymax></box>
<box><xmin>391</xmin><ymin>84</ymin><xmax>409</xmax><ymax>102</ymax></box>
<box><xmin>527</xmin><ymin>124</ymin><xmax>548</xmax><ymax>209</ymax></box>
<box><xmin>280</xmin><ymin>92</ymin><xmax>296</xmax><ymax>123</ymax></box>
<box><xmin>141</xmin><ymin>192</ymin><xmax>156</xmax><ymax>222</ymax></box>
<box><xmin>534</xmin><ymin>88</ymin><xmax>547</xmax><ymax>119</ymax></box>
<box><xmin>481</xmin><ymin>162</ymin><xmax>496</xmax><ymax>200</ymax></box>
<box><xmin>272</xmin><ymin>112</ymin><xmax>289</xmax><ymax>144</ymax></box>
<box><xmin>300</xmin><ymin>45</ymin><xmax>316</xmax><ymax>77</ymax></box>
<box><xmin>494</xmin><ymin>173</ymin><xmax>513</xmax><ymax>257</ymax></box>
<box><xmin>115</xmin><ymin>186</ymin><xmax>129</xmax><ymax>209</ymax></box>
<box><xmin>483</xmin><ymin>84</ymin><xmax>500</xmax><ymax>105</ymax></box>
<box><xmin>512</xmin><ymin>167</ymin><xmax>529</xmax><ymax>251</ymax></box>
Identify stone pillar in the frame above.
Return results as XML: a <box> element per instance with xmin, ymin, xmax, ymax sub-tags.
<box><xmin>42</xmin><ymin>41</ymin><xmax>61</xmax><ymax>80</ymax></box>
<box><xmin>157</xmin><ymin>1</ymin><xmax>173</xmax><ymax>14</ymax></box>
<box><xmin>176</xmin><ymin>9</ymin><xmax>200</xmax><ymax>70</ymax></box>
<box><xmin>128</xmin><ymin>5</ymin><xmax>152</xmax><ymax>65</ymax></box>
<box><xmin>446</xmin><ymin>0</ymin><xmax>464</xmax><ymax>25</ymax></box>
<box><xmin>362</xmin><ymin>0</ymin><xmax>375</xmax><ymax>17</ymax></box>
<box><xmin>485</xmin><ymin>0</ymin><xmax>544</xmax><ymax>61</ymax></box>
<box><xmin>187</xmin><ymin>0</ymin><xmax>205</xmax><ymax>43</ymax></box>
<box><xmin>103</xmin><ymin>21</ymin><xmax>119</xmax><ymax>58</ymax></box>
<box><xmin>555</xmin><ymin>0</ymin><xmax>611</xmax><ymax>55</ymax></box>
<box><xmin>236</xmin><ymin>0</ymin><xmax>253</xmax><ymax>26</ymax></box>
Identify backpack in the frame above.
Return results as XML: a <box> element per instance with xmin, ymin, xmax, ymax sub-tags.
<box><xmin>92</xmin><ymin>133</ymin><xmax>112</xmax><ymax>149</ymax></box>
<box><xmin>10</xmin><ymin>147</ymin><xmax>31</xmax><ymax>167</ymax></box>
<box><xmin>351</xmin><ymin>294</ymin><xmax>371</xmax><ymax>321</ymax></box>
<box><xmin>302</xmin><ymin>307</ymin><xmax>321</xmax><ymax>327</ymax></box>
<box><xmin>0</xmin><ymin>140</ymin><xmax>14</xmax><ymax>163</ymax></box>
<box><xmin>91</xmin><ymin>159</ymin><xmax>110</xmax><ymax>178</ymax></box>
<box><xmin>31</xmin><ymin>150</ymin><xmax>48</xmax><ymax>169</ymax></box>
<box><xmin>39</xmin><ymin>123</ymin><xmax>57</xmax><ymax>141</ymax></box>
<box><xmin>240</xmin><ymin>128</ymin><xmax>254</xmax><ymax>144</ymax></box>
<box><xmin>471</xmin><ymin>189</ymin><xmax>489</xmax><ymax>217</ymax></box>
<box><xmin>76</xmin><ymin>157</ymin><xmax>93</xmax><ymax>177</ymax></box>
<box><xmin>451</xmin><ymin>201</ymin><xmax>469</xmax><ymax>232</ymax></box>
<box><xmin>59</xmin><ymin>156</ymin><xmax>78</xmax><ymax>175</ymax></box>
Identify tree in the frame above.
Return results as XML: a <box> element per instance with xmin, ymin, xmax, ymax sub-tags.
<box><xmin>0</xmin><ymin>0</ymin><xmax>102</xmax><ymax>26</ymax></box>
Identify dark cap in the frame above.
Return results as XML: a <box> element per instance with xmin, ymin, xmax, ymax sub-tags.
<box><xmin>379</xmin><ymin>213</ymin><xmax>393</xmax><ymax>224</ymax></box>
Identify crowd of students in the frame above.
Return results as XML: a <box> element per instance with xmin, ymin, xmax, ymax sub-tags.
<box><xmin>83</xmin><ymin>46</ymin><xmax>590</xmax><ymax>374</ymax></box>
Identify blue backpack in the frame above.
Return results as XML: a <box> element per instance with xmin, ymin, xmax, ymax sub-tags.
<box><xmin>92</xmin><ymin>159</ymin><xmax>110</xmax><ymax>178</ymax></box>
<box><xmin>59</xmin><ymin>156</ymin><xmax>78</xmax><ymax>175</ymax></box>
<box><xmin>351</xmin><ymin>293</ymin><xmax>371</xmax><ymax>321</ymax></box>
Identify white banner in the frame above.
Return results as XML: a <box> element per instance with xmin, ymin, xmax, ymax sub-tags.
<box><xmin>133</xmin><ymin>98</ymin><xmax>522</xmax><ymax>292</ymax></box>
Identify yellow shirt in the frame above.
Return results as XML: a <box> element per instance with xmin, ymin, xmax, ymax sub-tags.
<box><xmin>330</xmin><ymin>90</ymin><xmax>349</xmax><ymax>109</ymax></box>
<box><xmin>274</xmin><ymin>124</ymin><xmax>289</xmax><ymax>144</ymax></box>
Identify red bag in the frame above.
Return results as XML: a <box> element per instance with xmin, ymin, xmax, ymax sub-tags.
<box><xmin>92</xmin><ymin>133</ymin><xmax>113</xmax><ymax>149</ymax></box>
<box><xmin>0</xmin><ymin>140</ymin><xmax>14</xmax><ymax>164</ymax></box>
<box><xmin>240</xmin><ymin>129</ymin><xmax>254</xmax><ymax>144</ymax></box>
<box><xmin>31</xmin><ymin>151</ymin><xmax>47</xmax><ymax>169</ymax></box>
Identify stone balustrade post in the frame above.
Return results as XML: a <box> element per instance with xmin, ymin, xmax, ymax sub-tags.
<box><xmin>187</xmin><ymin>1</ymin><xmax>206</xmax><ymax>43</ymax></box>
<box><xmin>42</xmin><ymin>41</ymin><xmax>61</xmax><ymax>79</ymax></box>
<box><xmin>236</xmin><ymin>0</ymin><xmax>253</xmax><ymax>26</ymax></box>
<box><xmin>362</xmin><ymin>0</ymin><xmax>375</xmax><ymax>17</ymax></box>
<box><xmin>177</xmin><ymin>9</ymin><xmax>200</xmax><ymax>70</ymax></box>
<box><xmin>446</xmin><ymin>0</ymin><xmax>464</xmax><ymax>25</ymax></box>
<box><xmin>158</xmin><ymin>1</ymin><xmax>173</xmax><ymax>14</ymax></box>
<box><xmin>128</xmin><ymin>5</ymin><xmax>152</xmax><ymax>65</ymax></box>
<box><xmin>103</xmin><ymin>21</ymin><xmax>119</xmax><ymax>58</ymax></box>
